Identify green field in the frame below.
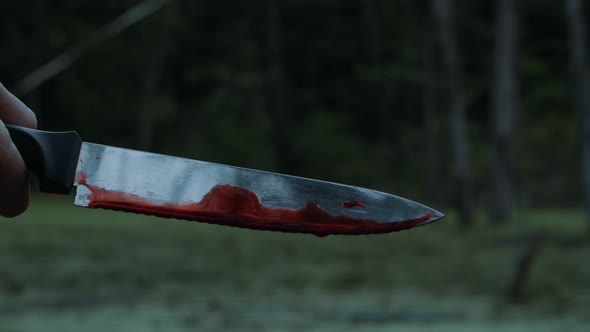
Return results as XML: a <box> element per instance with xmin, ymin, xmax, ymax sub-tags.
<box><xmin>1</xmin><ymin>195</ymin><xmax>589</xmax><ymax>331</ymax></box>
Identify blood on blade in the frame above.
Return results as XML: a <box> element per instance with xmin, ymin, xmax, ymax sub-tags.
<box><xmin>339</xmin><ymin>199</ymin><xmax>367</xmax><ymax>209</ymax></box>
<box><xmin>75</xmin><ymin>171</ymin><xmax>433</xmax><ymax>236</ymax></box>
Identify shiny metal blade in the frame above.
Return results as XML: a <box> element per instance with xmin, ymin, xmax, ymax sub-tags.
<box><xmin>73</xmin><ymin>143</ymin><xmax>444</xmax><ymax>235</ymax></box>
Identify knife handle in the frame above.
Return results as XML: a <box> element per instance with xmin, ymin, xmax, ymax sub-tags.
<box><xmin>6</xmin><ymin>125</ymin><xmax>82</xmax><ymax>194</ymax></box>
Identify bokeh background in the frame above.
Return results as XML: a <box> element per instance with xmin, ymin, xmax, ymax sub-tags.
<box><xmin>2</xmin><ymin>0</ymin><xmax>590</xmax><ymax>331</ymax></box>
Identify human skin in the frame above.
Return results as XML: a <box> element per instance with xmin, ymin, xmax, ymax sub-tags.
<box><xmin>0</xmin><ymin>82</ymin><xmax>37</xmax><ymax>217</ymax></box>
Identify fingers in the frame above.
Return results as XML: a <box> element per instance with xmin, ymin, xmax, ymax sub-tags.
<box><xmin>0</xmin><ymin>82</ymin><xmax>37</xmax><ymax>129</ymax></box>
<box><xmin>0</xmin><ymin>119</ymin><xmax>29</xmax><ymax>217</ymax></box>
<box><xmin>0</xmin><ymin>82</ymin><xmax>37</xmax><ymax>217</ymax></box>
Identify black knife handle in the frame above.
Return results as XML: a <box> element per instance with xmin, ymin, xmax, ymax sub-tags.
<box><xmin>6</xmin><ymin>125</ymin><xmax>82</xmax><ymax>194</ymax></box>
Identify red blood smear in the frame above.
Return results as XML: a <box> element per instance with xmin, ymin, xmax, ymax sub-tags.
<box><xmin>340</xmin><ymin>199</ymin><xmax>367</xmax><ymax>209</ymax></box>
<box><xmin>76</xmin><ymin>171</ymin><xmax>433</xmax><ymax>236</ymax></box>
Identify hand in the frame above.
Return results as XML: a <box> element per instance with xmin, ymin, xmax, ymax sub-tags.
<box><xmin>0</xmin><ymin>83</ymin><xmax>37</xmax><ymax>217</ymax></box>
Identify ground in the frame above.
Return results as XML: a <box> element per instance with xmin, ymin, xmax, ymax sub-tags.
<box><xmin>1</xmin><ymin>195</ymin><xmax>589</xmax><ymax>331</ymax></box>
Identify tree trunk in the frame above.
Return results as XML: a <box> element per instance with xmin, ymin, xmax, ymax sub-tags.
<box><xmin>359</xmin><ymin>0</ymin><xmax>388</xmax><ymax>141</ymax></box>
<box><xmin>138</xmin><ymin>55</ymin><xmax>165</xmax><ymax>151</ymax></box>
<box><xmin>137</xmin><ymin>3</ymin><xmax>173</xmax><ymax>151</ymax></box>
<box><xmin>490</xmin><ymin>0</ymin><xmax>519</xmax><ymax>223</ymax></box>
<box><xmin>361</xmin><ymin>0</ymin><xmax>381</xmax><ymax>67</ymax></box>
<box><xmin>432</xmin><ymin>0</ymin><xmax>473</xmax><ymax>226</ymax></box>
<box><xmin>565</xmin><ymin>0</ymin><xmax>590</xmax><ymax>232</ymax></box>
<box><xmin>266</xmin><ymin>0</ymin><xmax>298</xmax><ymax>175</ymax></box>
<box><xmin>422</xmin><ymin>24</ymin><xmax>440</xmax><ymax>205</ymax></box>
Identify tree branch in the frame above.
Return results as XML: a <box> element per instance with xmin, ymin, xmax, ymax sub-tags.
<box><xmin>15</xmin><ymin>0</ymin><xmax>173</xmax><ymax>95</ymax></box>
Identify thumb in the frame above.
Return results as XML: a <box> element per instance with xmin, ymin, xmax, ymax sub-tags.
<box><xmin>0</xmin><ymin>119</ymin><xmax>29</xmax><ymax>217</ymax></box>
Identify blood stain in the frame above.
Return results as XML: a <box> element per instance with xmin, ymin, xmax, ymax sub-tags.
<box><xmin>340</xmin><ymin>199</ymin><xmax>367</xmax><ymax>209</ymax></box>
<box><xmin>75</xmin><ymin>171</ymin><xmax>434</xmax><ymax>236</ymax></box>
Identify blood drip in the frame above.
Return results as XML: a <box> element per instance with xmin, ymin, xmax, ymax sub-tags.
<box><xmin>75</xmin><ymin>171</ymin><xmax>433</xmax><ymax>236</ymax></box>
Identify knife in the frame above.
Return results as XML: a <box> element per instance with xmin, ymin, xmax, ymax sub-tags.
<box><xmin>6</xmin><ymin>125</ymin><xmax>444</xmax><ymax>236</ymax></box>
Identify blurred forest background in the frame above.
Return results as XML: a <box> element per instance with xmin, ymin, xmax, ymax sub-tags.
<box><xmin>2</xmin><ymin>1</ymin><xmax>590</xmax><ymax>331</ymax></box>
<box><xmin>2</xmin><ymin>0</ymin><xmax>590</xmax><ymax>227</ymax></box>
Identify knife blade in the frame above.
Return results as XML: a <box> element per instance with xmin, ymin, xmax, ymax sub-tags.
<box><xmin>6</xmin><ymin>125</ymin><xmax>444</xmax><ymax>236</ymax></box>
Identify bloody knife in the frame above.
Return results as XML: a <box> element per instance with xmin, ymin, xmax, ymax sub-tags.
<box><xmin>6</xmin><ymin>125</ymin><xmax>444</xmax><ymax>236</ymax></box>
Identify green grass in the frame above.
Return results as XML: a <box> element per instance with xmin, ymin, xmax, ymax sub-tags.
<box><xmin>1</xmin><ymin>195</ymin><xmax>589</xmax><ymax>331</ymax></box>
